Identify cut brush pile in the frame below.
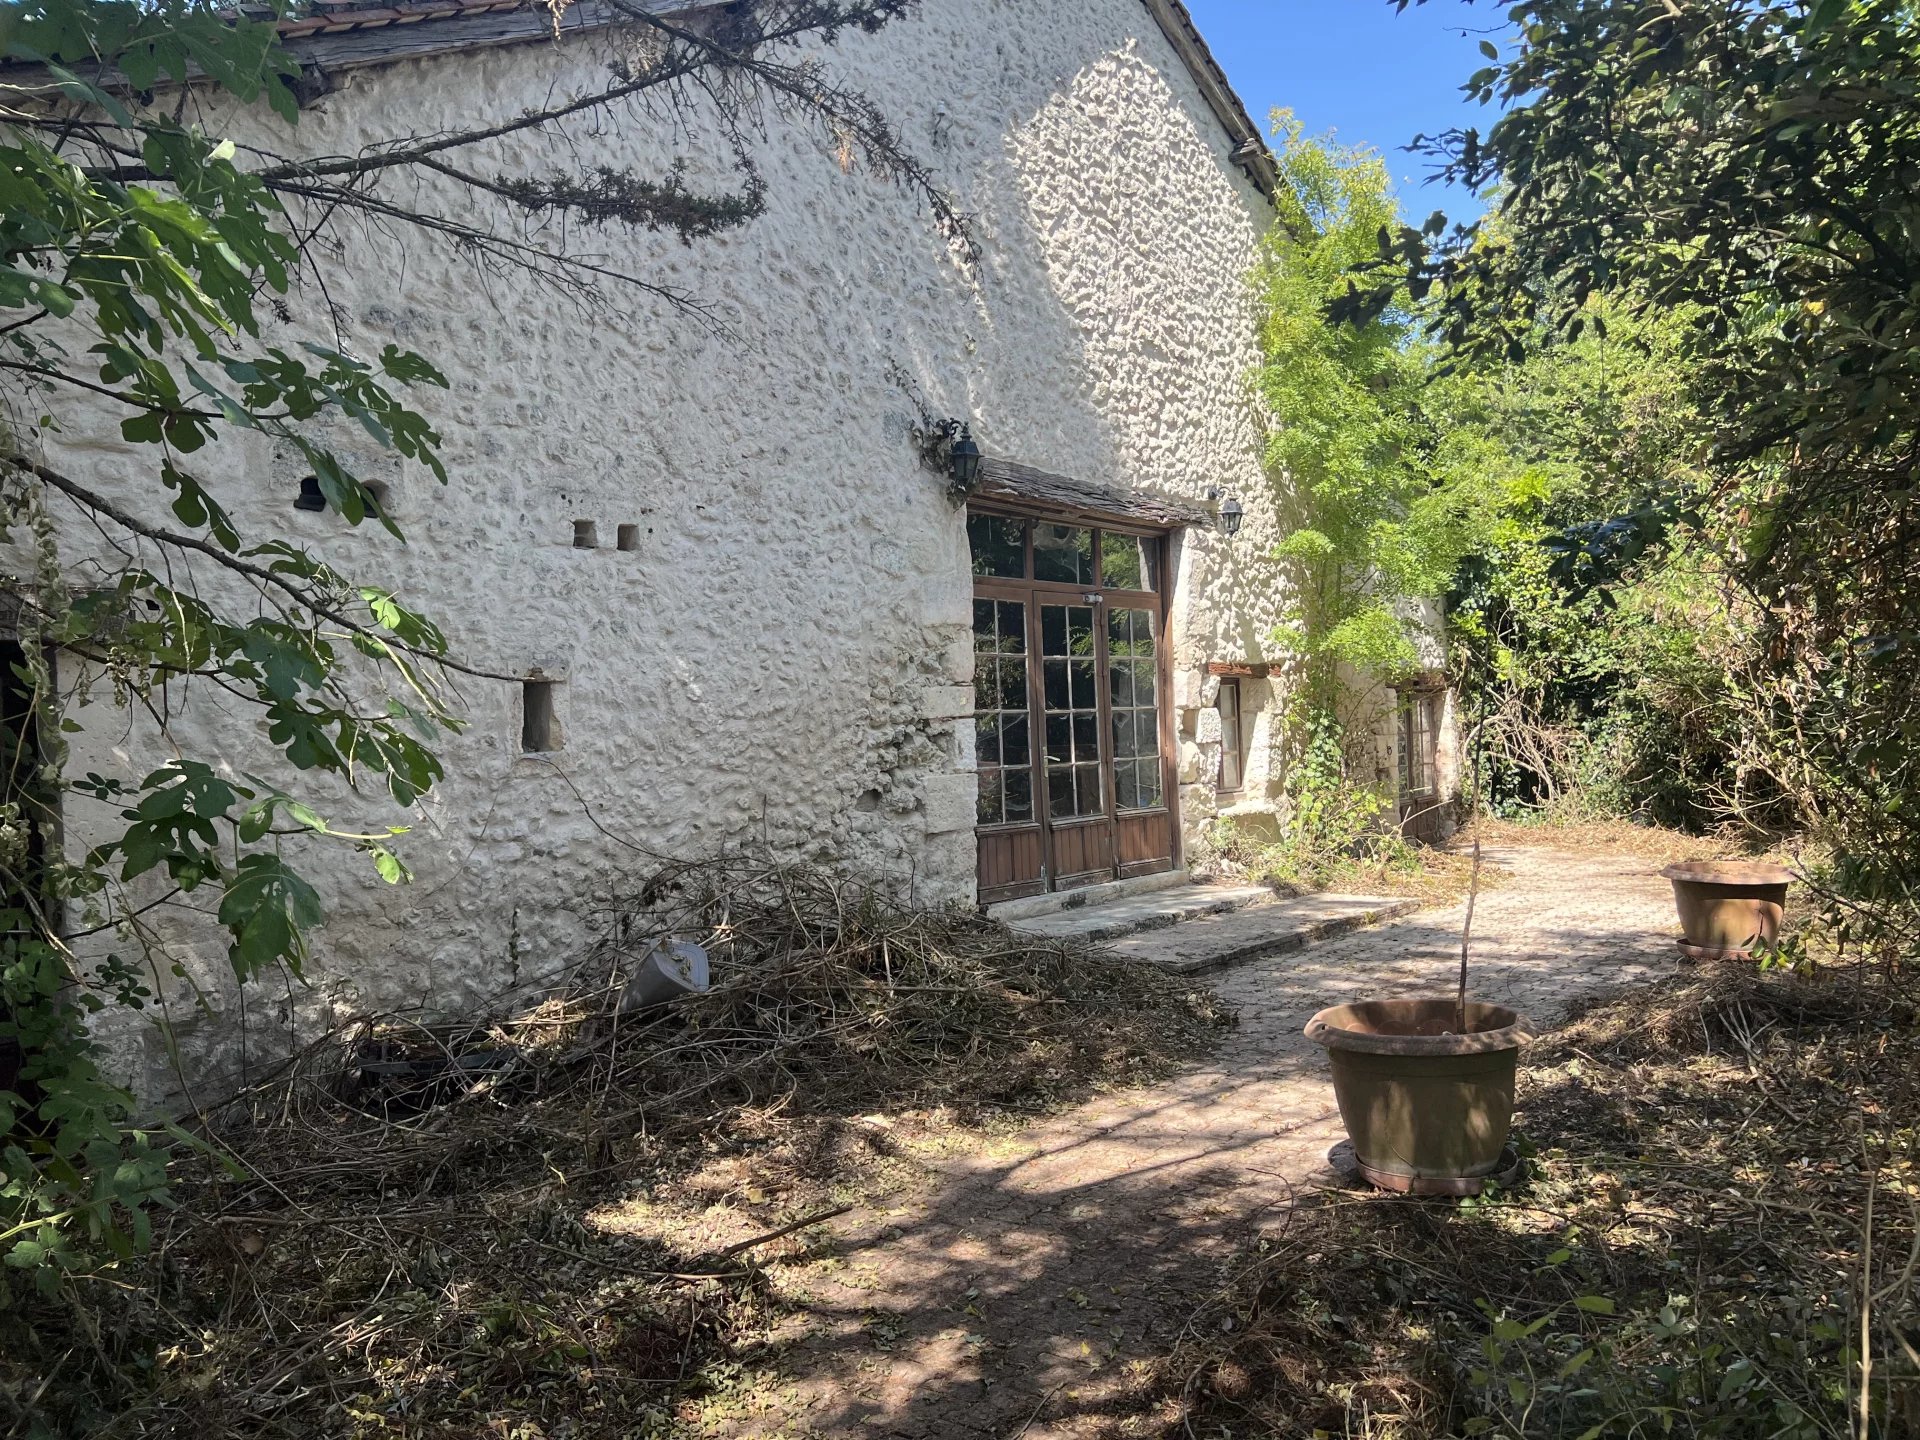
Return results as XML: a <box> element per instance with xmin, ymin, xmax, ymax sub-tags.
<box><xmin>0</xmin><ymin>854</ymin><xmax>1232</xmax><ymax>1440</ymax></box>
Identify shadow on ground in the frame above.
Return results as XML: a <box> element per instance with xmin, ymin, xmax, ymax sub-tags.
<box><xmin>688</xmin><ymin>843</ymin><xmax>1686</xmax><ymax>1437</ymax></box>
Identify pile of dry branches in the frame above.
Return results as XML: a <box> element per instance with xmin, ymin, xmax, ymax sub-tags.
<box><xmin>0</xmin><ymin>855</ymin><xmax>1231</xmax><ymax>1439</ymax></box>
<box><xmin>1141</xmin><ymin>959</ymin><xmax>1918</xmax><ymax>1438</ymax></box>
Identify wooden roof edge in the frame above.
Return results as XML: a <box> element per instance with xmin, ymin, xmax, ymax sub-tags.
<box><xmin>1</xmin><ymin>0</ymin><xmax>1280</xmax><ymax>210</ymax></box>
<box><xmin>276</xmin><ymin>0</ymin><xmax>712</xmax><ymax>70</ymax></box>
<box><xmin>3</xmin><ymin>0</ymin><xmax>1281</xmax><ymax>195</ymax></box>
<box><xmin>1137</xmin><ymin>0</ymin><xmax>1279</xmax><ymax>201</ymax></box>
<box><xmin>0</xmin><ymin>0</ymin><xmax>715</xmax><ymax>91</ymax></box>
<box><xmin>972</xmin><ymin>456</ymin><xmax>1214</xmax><ymax>531</ymax></box>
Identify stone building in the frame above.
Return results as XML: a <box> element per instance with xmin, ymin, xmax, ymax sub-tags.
<box><xmin>29</xmin><ymin>0</ymin><xmax>1457</xmax><ymax>1095</ymax></box>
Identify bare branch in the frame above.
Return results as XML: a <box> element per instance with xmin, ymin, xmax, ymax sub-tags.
<box><xmin>12</xmin><ymin>454</ymin><xmax>519</xmax><ymax>685</ymax></box>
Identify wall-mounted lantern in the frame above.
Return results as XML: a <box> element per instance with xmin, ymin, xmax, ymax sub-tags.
<box><xmin>1207</xmin><ymin>487</ymin><xmax>1244</xmax><ymax>538</ymax></box>
<box><xmin>948</xmin><ymin>422</ymin><xmax>982</xmax><ymax>489</ymax></box>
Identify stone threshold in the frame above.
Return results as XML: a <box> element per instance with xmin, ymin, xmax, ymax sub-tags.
<box><xmin>984</xmin><ymin>868</ymin><xmax>1193</xmax><ymax>925</ymax></box>
<box><xmin>1101</xmin><ymin>893</ymin><xmax>1423</xmax><ymax>976</ymax></box>
<box><xmin>997</xmin><ymin>879</ymin><xmax>1275</xmax><ymax>942</ymax></box>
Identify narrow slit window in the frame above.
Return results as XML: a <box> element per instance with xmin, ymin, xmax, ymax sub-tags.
<box><xmin>521</xmin><ymin>679</ymin><xmax>559</xmax><ymax>753</ymax></box>
<box><xmin>1216</xmin><ymin>678</ymin><xmax>1245</xmax><ymax>793</ymax></box>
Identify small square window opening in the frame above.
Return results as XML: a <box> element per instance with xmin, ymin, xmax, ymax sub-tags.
<box><xmin>616</xmin><ymin>524</ymin><xmax>640</xmax><ymax>552</ymax></box>
<box><xmin>572</xmin><ymin>520</ymin><xmax>599</xmax><ymax>549</ymax></box>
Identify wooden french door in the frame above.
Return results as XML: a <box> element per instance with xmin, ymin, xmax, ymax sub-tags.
<box><xmin>970</xmin><ymin>510</ymin><xmax>1178</xmax><ymax>905</ymax></box>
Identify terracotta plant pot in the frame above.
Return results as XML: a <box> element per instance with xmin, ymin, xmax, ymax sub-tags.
<box><xmin>1305</xmin><ymin>998</ymin><xmax>1532</xmax><ymax>1196</ymax></box>
<box><xmin>1658</xmin><ymin>860</ymin><xmax>1791</xmax><ymax>959</ymax></box>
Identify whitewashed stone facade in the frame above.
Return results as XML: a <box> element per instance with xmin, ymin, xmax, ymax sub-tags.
<box><xmin>37</xmin><ymin>1</ymin><xmax>1444</xmax><ymax>1098</ymax></box>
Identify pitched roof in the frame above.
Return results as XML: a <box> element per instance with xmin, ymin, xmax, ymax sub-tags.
<box><xmin>1136</xmin><ymin>0</ymin><xmax>1277</xmax><ymax>197</ymax></box>
<box><xmin>268</xmin><ymin>0</ymin><xmax>694</xmax><ymax>65</ymax></box>
<box><xmin>273</xmin><ymin>0</ymin><xmax>530</xmax><ymax>40</ymax></box>
<box><xmin>261</xmin><ymin>0</ymin><xmax>1276</xmax><ymax>196</ymax></box>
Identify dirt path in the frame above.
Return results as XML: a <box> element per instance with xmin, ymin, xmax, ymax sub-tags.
<box><xmin>703</xmin><ymin>844</ymin><xmax>1682</xmax><ymax>1438</ymax></box>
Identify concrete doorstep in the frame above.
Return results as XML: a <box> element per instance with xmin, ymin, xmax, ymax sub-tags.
<box><xmin>1103</xmin><ymin>892</ymin><xmax>1422</xmax><ymax>975</ymax></box>
<box><xmin>1000</xmin><ymin>881</ymin><xmax>1274</xmax><ymax>943</ymax></box>
<box><xmin>1001</xmin><ymin>879</ymin><xmax>1422</xmax><ymax>976</ymax></box>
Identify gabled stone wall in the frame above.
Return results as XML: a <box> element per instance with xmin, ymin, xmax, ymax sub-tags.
<box><xmin>48</xmin><ymin>0</ymin><xmax>1311</xmax><ymax>1101</ymax></box>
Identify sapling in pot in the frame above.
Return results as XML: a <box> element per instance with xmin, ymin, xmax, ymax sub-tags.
<box><xmin>1304</xmin><ymin>709</ymin><xmax>1531</xmax><ymax>1196</ymax></box>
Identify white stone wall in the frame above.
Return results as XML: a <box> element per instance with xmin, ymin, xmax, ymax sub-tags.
<box><xmin>44</xmin><ymin>0</ymin><xmax>1306</xmax><ymax>1099</ymax></box>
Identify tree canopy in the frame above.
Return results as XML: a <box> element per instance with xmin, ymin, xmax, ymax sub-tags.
<box><xmin>1373</xmin><ymin>0</ymin><xmax>1920</xmax><ymax>948</ymax></box>
<box><xmin>1257</xmin><ymin>115</ymin><xmax>1526</xmax><ymax>703</ymax></box>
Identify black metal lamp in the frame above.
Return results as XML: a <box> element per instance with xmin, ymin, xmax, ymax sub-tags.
<box><xmin>948</xmin><ymin>423</ymin><xmax>982</xmax><ymax>489</ymax></box>
<box><xmin>1219</xmin><ymin>494</ymin><xmax>1244</xmax><ymax>537</ymax></box>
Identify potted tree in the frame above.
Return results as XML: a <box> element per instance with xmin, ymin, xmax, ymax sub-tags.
<box><xmin>1305</xmin><ymin>724</ymin><xmax>1531</xmax><ymax>1196</ymax></box>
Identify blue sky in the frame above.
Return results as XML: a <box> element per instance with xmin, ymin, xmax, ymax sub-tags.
<box><xmin>1181</xmin><ymin>0</ymin><xmax>1503</xmax><ymax>223</ymax></box>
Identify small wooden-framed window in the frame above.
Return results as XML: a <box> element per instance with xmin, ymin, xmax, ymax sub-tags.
<box><xmin>1032</xmin><ymin>523</ymin><xmax>1094</xmax><ymax>585</ymax></box>
<box><xmin>967</xmin><ymin>514</ymin><xmax>1026</xmax><ymax>578</ymax></box>
<box><xmin>965</xmin><ymin>512</ymin><xmax>1164</xmax><ymax>593</ymax></box>
<box><xmin>1216</xmin><ymin>678</ymin><xmax>1246</xmax><ymax>793</ymax></box>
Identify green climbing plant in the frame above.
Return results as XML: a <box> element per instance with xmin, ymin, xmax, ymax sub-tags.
<box><xmin>1253</xmin><ymin>115</ymin><xmax>1531</xmax><ymax>820</ymax></box>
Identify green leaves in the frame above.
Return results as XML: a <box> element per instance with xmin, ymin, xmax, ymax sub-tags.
<box><xmin>1258</xmin><ymin>119</ymin><xmax>1531</xmax><ymax>705</ymax></box>
<box><xmin>0</xmin><ymin>0</ymin><xmax>465</xmax><ymax>1291</ymax></box>
<box><xmin>217</xmin><ymin>854</ymin><xmax>323</xmax><ymax>980</ymax></box>
<box><xmin>110</xmin><ymin>760</ymin><xmax>245</xmax><ymax>887</ymax></box>
<box><xmin>1398</xmin><ymin>0</ymin><xmax>1920</xmax><ymax>941</ymax></box>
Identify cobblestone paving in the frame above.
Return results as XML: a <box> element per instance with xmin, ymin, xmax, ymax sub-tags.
<box><xmin>736</xmin><ymin>844</ymin><xmax>1682</xmax><ymax>1438</ymax></box>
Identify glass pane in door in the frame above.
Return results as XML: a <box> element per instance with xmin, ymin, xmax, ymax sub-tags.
<box><xmin>1033</xmin><ymin>524</ymin><xmax>1094</xmax><ymax>584</ymax></box>
<box><xmin>1108</xmin><ymin>607</ymin><xmax>1163</xmax><ymax>811</ymax></box>
<box><xmin>1040</xmin><ymin>604</ymin><xmax>1104</xmax><ymax>819</ymax></box>
<box><xmin>973</xmin><ymin>598</ymin><xmax>1032</xmax><ymax>824</ymax></box>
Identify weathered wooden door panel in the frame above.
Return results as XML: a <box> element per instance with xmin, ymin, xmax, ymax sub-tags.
<box><xmin>1114</xmin><ymin>812</ymin><xmax>1174</xmax><ymax>878</ymax></box>
<box><xmin>977</xmin><ymin>827</ymin><xmax>1045</xmax><ymax>902</ymax></box>
<box><xmin>973</xmin><ymin>594</ymin><xmax>1045</xmax><ymax>904</ymax></box>
<box><xmin>1046</xmin><ymin>820</ymin><xmax>1116</xmax><ymax>890</ymax></box>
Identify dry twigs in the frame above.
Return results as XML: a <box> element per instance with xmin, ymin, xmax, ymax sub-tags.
<box><xmin>0</xmin><ymin>853</ymin><xmax>1231</xmax><ymax>1439</ymax></box>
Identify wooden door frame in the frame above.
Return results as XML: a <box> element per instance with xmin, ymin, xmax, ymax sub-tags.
<box><xmin>969</xmin><ymin>504</ymin><xmax>1181</xmax><ymax>898</ymax></box>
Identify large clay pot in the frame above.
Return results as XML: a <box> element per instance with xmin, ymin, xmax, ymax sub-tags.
<box><xmin>1305</xmin><ymin>998</ymin><xmax>1531</xmax><ymax>1195</ymax></box>
<box><xmin>1659</xmin><ymin>860</ymin><xmax>1791</xmax><ymax>959</ymax></box>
